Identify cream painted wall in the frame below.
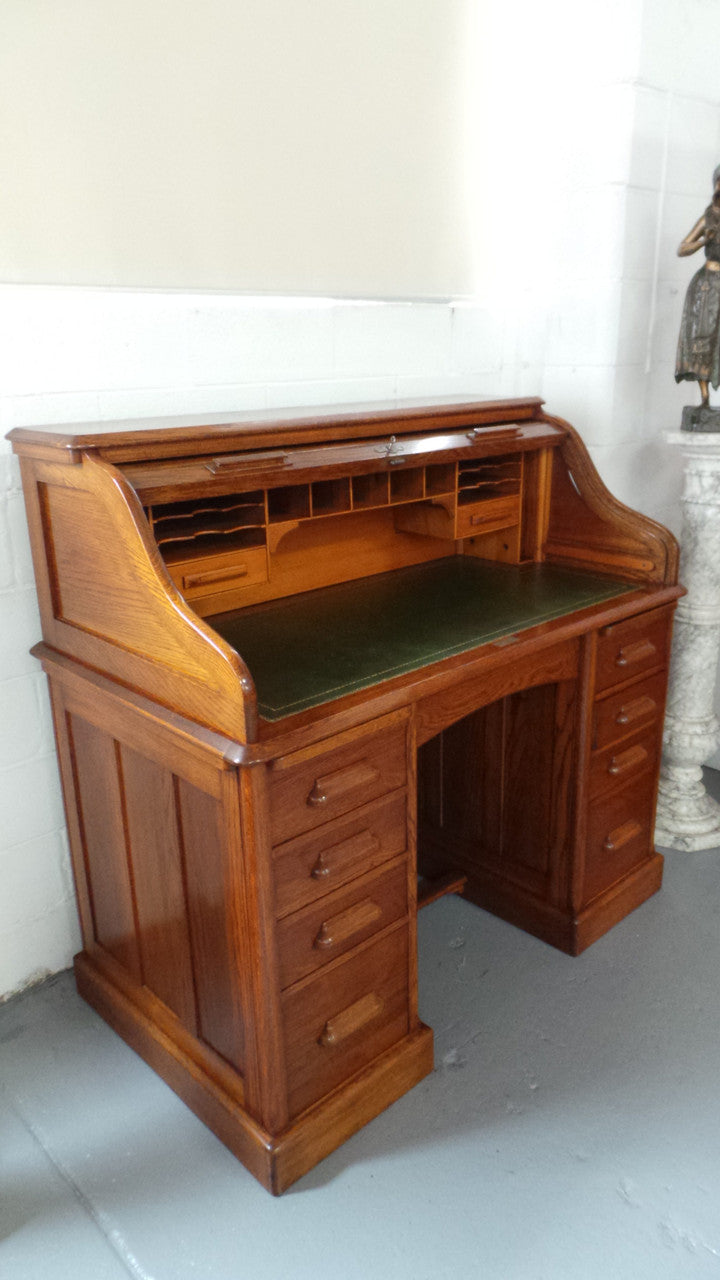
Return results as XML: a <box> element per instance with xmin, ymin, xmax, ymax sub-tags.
<box><xmin>0</xmin><ymin>0</ymin><xmax>471</xmax><ymax>298</ymax></box>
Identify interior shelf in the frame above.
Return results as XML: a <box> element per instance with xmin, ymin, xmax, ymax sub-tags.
<box><xmin>149</xmin><ymin>490</ymin><xmax>266</xmax><ymax>555</ymax></box>
<box><xmin>146</xmin><ymin>451</ymin><xmax>526</xmax><ymax>605</ymax></box>
<box><xmin>457</xmin><ymin>455</ymin><xmax>522</xmax><ymax>504</ymax></box>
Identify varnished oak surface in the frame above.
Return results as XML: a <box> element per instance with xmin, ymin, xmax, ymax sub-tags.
<box><xmin>8</xmin><ymin>396</ymin><xmax>682</xmax><ymax>1193</ymax></box>
<box><xmin>8</xmin><ymin>394</ymin><xmax>546</xmax><ymax>460</ymax></box>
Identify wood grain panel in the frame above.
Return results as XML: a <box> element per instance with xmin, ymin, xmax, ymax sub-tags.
<box><xmin>272</xmin><ymin>790</ymin><xmax>407</xmax><ymax>918</ymax></box>
<box><xmin>177</xmin><ymin>779</ymin><xmax>245</xmax><ymax>1072</ymax></box>
<box><xmin>45</xmin><ymin>688</ymin><xmax>98</xmax><ymax>951</ymax></box>
<box><xmin>589</xmin><ymin>727</ymin><xmax>659</xmax><ymax>802</ymax></box>
<box><xmin>120</xmin><ymin>746</ymin><xmax>198</xmax><ymax>1030</ymax></box>
<box><xmin>234</xmin><ymin>764</ymin><xmax>288</xmax><ymax>1132</ymax></box>
<box><xmin>455</xmin><ymin>495</ymin><xmax>519</xmax><ymax>539</ymax></box>
<box><xmin>43</xmin><ymin>483</ymin><xmax>217</xmax><ymax>678</ymax></box>
<box><xmin>8</xmin><ymin>395</ymin><xmax>549</xmax><ymax>462</ymax></box>
<box><xmin>282</xmin><ymin>924</ymin><xmax>409</xmax><ymax>1118</ymax></box>
<box><xmin>543</xmin><ymin>422</ymin><xmax>679</xmax><ymax>585</ymax></box>
<box><xmin>418</xmin><ymin>681</ymin><xmax>578</xmax><ymax>903</ymax></box>
<box><xmin>69</xmin><ymin>715</ymin><xmax>141</xmax><ymax>981</ymax></box>
<box><xmin>502</xmin><ymin>685</ymin><xmax>555</xmax><ymax>877</ymax></box>
<box><xmin>221</xmin><ymin>507</ymin><xmax>457</xmax><ymax>612</ymax></box>
<box><xmin>520</xmin><ymin>446</ymin><xmax>553</xmax><ymax>561</ymax></box>
<box><xmin>417</xmin><ymin>703</ymin><xmax>503</xmax><ymax>882</ymax></box>
<box><xmin>21</xmin><ymin>453</ymin><xmax>252</xmax><ymax>739</ymax></box>
<box><xmin>592</xmin><ymin>668</ymin><xmax>667</xmax><ymax>752</ymax></box>
<box><xmin>269</xmin><ymin>724</ymin><xmax>407</xmax><ymax>846</ymax></box>
<box><xmin>584</xmin><ymin>776</ymin><xmax>656</xmax><ymax>904</ymax></box>
<box><xmin>594</xmin><ymin>606</ymin><xmax>672</xmax><ymax>693</ymax></box>
<box><xmin>414</xmin><ymin>638</ymin><xmax>578</xmax><ymax>746</ymax></box>
<box><xmin>276</xmin><ymin>858</ymin><xmax>408</xmax><ymax>989</ymax></box>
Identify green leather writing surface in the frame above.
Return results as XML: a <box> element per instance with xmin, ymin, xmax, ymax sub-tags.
<box><xmin>213</xmin><ymin>558</ymin><xmax>633</xmax><ymax>721</ymax></box>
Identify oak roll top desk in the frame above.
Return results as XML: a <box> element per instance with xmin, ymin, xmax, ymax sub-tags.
<box><xmin>9</xmin><ymin>397</ymin><xmax>681</xmax><ymax>1194</ymax></box>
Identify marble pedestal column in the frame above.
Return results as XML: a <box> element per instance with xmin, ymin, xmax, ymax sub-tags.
<box><xmin>655</xmin><ymin>430</ymin><xmax>720</xmax><ymax>850</ymax></box>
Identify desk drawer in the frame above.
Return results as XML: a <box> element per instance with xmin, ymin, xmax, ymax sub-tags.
<box><xmin>277</xmin><ymin>858</ymin><xmax>407</xmax><ymax>989</ymax></box>
<box><xmin>590</xmin><ymin>727</ymin><xmax>659</xmax><ymax>802</ymax></box>
<box><xmin>269</xmin><ymin>721</ymin><xmax>407</xmax><ymax>846</ymax></box>
<box><xmin>594</xmin><ymin>607</ymin><xmax>671</xmax><ymax>694</ymax></box>
<box><xmin>455</xmin><ymin>495</ymin><xmax>520</xmax><ymax>540</ymax></box>
<box><xmin>593</xmin><ymin>669</ymin><xmax>667</xmax><ymax>753</ymax></box>
<box><xmin>272</xmin><ymin>791</ymin><xmax>407</xmax><ymax>918</ymax></box>
<box><xmin>282</xmin><ymin>924</ymin><xmax>410</xmax><ymax>1117</ymax></box>
<box><xmin>584</xmin><ymin>777</ymin><xmax>655</xmax><ymax>903</ymax></box>
<box><xmin>167</xmin><ymin>545</ymin><xmax>268</xmax><ymax>602</ymax></box>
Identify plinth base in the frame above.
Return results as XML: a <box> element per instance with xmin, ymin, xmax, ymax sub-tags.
<box><xmin>75</xmin><ymin>950</ymin><xmax>435</xmax><ymax>1194</ymax></box>
<box><xmin>655</xmin><ymin>766</ymin><xmax>720</xmax><ymax>851</ymax></box>
<box><xmin>681</xmin><ymin>404</ymin><xmax>720</xmax><ymax>432</ymax></box>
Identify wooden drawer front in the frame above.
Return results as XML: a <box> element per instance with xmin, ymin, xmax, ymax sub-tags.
<box><xmin>590</xmin><ymin>727</ymin><xmax>659</xmax><ymax>802</ymax></box>
<box><xmin>277</xmin><ymin>859</ymin><xmax>407</xmax><ymax>989</ymax></box>
<box><xmin>282</xmin><ymin>924</ymin><xmax>409</xmax><ymax>1117</ymax></box>
<box><xmin>584</xmin><ymin>779</ymin><xmax>655</xmax><ymax>903</ymax></box>
<box><xmin>168</xmin><ymin>545</ymin><xmax>268</xmax><ymax>602</ymax></box>
<box><xmin>272</xmin><ymin>792</ymin><xmax>407</xmax><ymax>918</ymax></box>
<box><xmin>593</xmin><ymin>669</ymin><xmax>667</xmax><ymax>753</ymax></box>
<box><xmin>455</xmin><ymin>495</ymin><xmax>520</xmax><ymax>540</ymax></box>
<box><xmin>269</xmin><ymin>724</ymin><xmax>407</xmax><ymax>846</ymax></box>
<box><xmin>594</xmin><ymin>607</ymin><xmax>671</xmax><ymax>694</ymax></box>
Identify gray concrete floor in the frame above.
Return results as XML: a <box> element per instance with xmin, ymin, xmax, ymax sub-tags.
<box><xmin>3</xmin><ymin>793</ymin><xmax>720</xmax><ymax>1279</ymax></box>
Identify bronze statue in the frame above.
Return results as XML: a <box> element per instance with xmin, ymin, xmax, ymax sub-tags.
<box><xmin>676</xmin><ymin>165</ymin><xmax>720</xmax><ymax>407</ymax></box>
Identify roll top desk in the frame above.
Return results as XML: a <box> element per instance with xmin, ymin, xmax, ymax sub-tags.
<box><xmin>8</xmin><ymin>397</ymin><xmax>681</xmax><ymax>1193</ymax></box>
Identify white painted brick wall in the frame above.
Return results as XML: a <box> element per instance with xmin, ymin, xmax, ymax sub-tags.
<box><xmin>0</xmin><ymin>436</ymin><xmax>82</xmax><ymax>997</ymax></box>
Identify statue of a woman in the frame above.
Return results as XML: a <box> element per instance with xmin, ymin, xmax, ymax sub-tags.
<box><xmin>676</xmin><ymin>165</ymin><xmax>720</xmax><ymax>407</ymax></box>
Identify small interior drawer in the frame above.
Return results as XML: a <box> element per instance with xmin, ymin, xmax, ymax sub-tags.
<box><xmin>269</xmin><ymin>720</ymin><xmax>407</xmax><ymax>846</ymax></box>
<box><xmin>272</xmin><ymin>791</ymin><xmax>407</xmax><ymax>918</ymax></box>
<box><xmin>455</xmin><ymin>495</ymin><xmax>520</xmax><ymax>540</ymax></box>
<box><xmin>584</xmin><ymin>778</ymin><xmax>655</xmax><ymax>903</ymax></box>
<box><xmin>593</xmin><ymin>669</ymin><xmax>667</xmax><ymax>753</ymax></box>
<box><xmin>594</xmin><ymin>606</ymin><xmax>672</xmax><ymax>694</ymax></box>
<box><xmin>167</xmin><ymin>545</ymin><xmax>268</xmax><ymax>602</ymax></box>
<box><xmin>589</xmin><ymin>727</ymin><xmax>659</xmax><ymax>801</ymax></box>
<box><xmin>276</xmin><ymin>858</ymin><xmax>408</xmax><ymax>989</ymax></box>
<box><xmin>282</xmin><ymin>923</ymin><xmax>410</xmax><ymax>1118</ymax></box>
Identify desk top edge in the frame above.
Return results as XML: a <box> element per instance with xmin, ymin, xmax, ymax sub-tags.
<box><xmin>6</xmin><ymin>395</ymin><xmax>548</xmax><ymax>458</ymax></box>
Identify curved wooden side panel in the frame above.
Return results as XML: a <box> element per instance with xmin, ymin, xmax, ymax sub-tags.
<box><xmin>19</xmin><ymin>451</ymin><xmax>257</xmax><ymax>739</ymax></box>
<box><xmin>542</xmin><ymin>415</ymin><xmax>680</xmax><ymax>586</ymax></box>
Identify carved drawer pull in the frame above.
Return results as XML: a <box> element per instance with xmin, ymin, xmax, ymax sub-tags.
<box><xmin>615</xmin><ymin>639</ymin><xmax>656</xmax><ymax>669</ymax></box>
<box><xmin>319</xmin><ymin>993</ymin><xmax>384</xmax><ymax>1048</ymax></box>
<box><xmin>608</xmin><ymin>744</ymin><xmax>648</xmax><ymax>777</ymax></box>
<box><xmin>306</xmin><ymin>760</ymin><xmax>380</xmax><ymax>807</ymax></box>
<box><xmin>603</xmin><ymin>819</ymin><xmax>643</xmax><ymax>852</ymax></box>
<box><xmin>183</xmin><ymin>563</ymin><xmax>250</xmax><ymax>590</ymax></box>
<box><xmin>311</xmin><ymin>830</ymin><xmax>381</xmax><ymax>880</ymax></box>
<box><xmin>615</xmin><ymin>695</ymin><xmax>657</xmax><ymax>726</ymax></box>
<box><xmin>314</xmin><ymin>899</ymin><xmax>382</xmax><ymax>950</ymax></box>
